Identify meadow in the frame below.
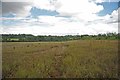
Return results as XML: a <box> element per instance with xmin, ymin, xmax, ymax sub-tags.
<box><xmin>2</xmin><ymin>40</ymin><xmax>118</xmax><ymax>78</ymax></box>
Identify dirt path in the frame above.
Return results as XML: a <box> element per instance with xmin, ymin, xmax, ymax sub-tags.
<box><xmin>49</xmin><ymin>45</ymin><xmax>68</xmax><ymax>78</ymax></box>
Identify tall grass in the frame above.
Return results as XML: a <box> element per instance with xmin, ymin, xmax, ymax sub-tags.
<box><xmin>2</xmin><ymin>40</ymin><xmax>118</xmax><ymax>78</ymax></box>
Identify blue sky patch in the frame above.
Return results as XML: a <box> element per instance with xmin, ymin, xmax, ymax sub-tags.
<box><xmin>97</xmin><ymin>2</ymin><xmax>119</xmax><ymax>16</ymax></box>
<box><xmin>2</xmin><ymin>13</ymin><xmax>16</xmax><ymax>18</ymax></box>
<box><xmin>30</xmin><ymin>7</ymin><xmax>59</xmax><ymax>18</ymax></box>
<box><xmin>2</xmin><ymin>19</ymin><xmax>21</xmax><ymax>26</ymax></box>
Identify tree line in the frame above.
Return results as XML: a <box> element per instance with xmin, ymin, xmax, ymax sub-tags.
<box><xmin>1</xmin><ymin>33</ymin><xmax>120</xmax><ymax>42</ymax></box>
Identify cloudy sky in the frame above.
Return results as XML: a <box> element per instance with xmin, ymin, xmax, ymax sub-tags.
<box><xmin>0</xmin><ymin>0</ymin><xmax>120</xmax><ymax>35</ymax></box>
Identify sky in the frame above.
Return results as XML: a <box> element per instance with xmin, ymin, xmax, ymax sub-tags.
<box><xmin>0</xmin><ymin>0</ymin><xmax>120</xmax><ymax>35</ymax></box>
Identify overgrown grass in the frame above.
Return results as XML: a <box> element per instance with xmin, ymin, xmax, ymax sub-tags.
<box><xmin>2</xmin><ymin>40</ymin><xmax>118</xmax><ymax>78</ymax></box>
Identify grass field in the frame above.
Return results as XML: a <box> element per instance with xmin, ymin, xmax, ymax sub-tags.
<box><xmin>2</xmin><ymin>40</ymin><xmax>118</xmax><ymax>78</ymax></box>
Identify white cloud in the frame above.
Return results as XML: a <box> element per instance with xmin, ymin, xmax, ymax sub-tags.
<box><xmin>32</xmin><ymin>0</ymin><xmax>55</xmax><ymax>11</ymax></box>
<box><xmin>1</xmin><ymin>0</ymin><xmax>119</xmax><ymax>35</ymax></box>
<box><xmin>94</xmin><ymin>0</ymin><xmax>104</xmax><ymax>3</ymax></box>
<box><xmin>30</xmin><ymin>0</ymin><xmax>104</xmax><ymax>16</ymax></box>
<box><xmin>103</xmin><ymin>7</ymin><xmax>119</xmax><ymax>24</ymax></box>
<box><xmin>1</xmin><ymin>10</ymin><xmax>118</xmax><ymax>35</ymax></box>
<box><xmin>2</xmin><ymin>0</ymin><xmax>104</xmax><ymax>17</ymax></box>
<box><xmin>55</xmin><ymin>0</ymin><xmax>103</xmax><ymax>16</ymax></box>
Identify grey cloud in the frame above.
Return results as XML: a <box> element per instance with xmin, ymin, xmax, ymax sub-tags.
<box><xmin>85</xmin><ymin>19</ymin><xmax>105</xmax><ymax>25</ymax></box>
<box><xmin>1</xmin><ymin>2</ymin><xmax>32</xmax><ymax>16</ymax></box>
<box><xmin>1</xmin><ymin>0</ymin><xmax>31</xmax><ymax>2</ymax></box>
<box><xmin>0</xmin><ymin>2</ymin><xmax>2</xmax><ymax>16</ymax></box>
<box><xmin>107</xmin><ymin>17</ymin><xmax>120</xmax><ymax>24</ymax></box>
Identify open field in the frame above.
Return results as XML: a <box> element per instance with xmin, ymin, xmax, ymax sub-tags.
<box><xmin>2</xmin><ymin>40</ymin><xmax>118</xmax><ymax>78</ymax></box>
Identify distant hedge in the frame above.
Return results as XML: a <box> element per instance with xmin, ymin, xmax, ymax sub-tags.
<box><xmin>1</xmin><ymin>33</ymin><xmax>120</xmax><ymax>42</ymax></box>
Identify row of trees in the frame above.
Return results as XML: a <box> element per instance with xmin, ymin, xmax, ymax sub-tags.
<box><xmin>1</xmin><ymin>33</ymin><xmax>120</xmax><ymax>42</ymax></box>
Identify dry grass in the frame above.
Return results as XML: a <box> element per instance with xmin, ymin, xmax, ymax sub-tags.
<box><xmin>2</xmin><ymin>40</ymin><xmax>118</xmax><ymax>78</ymax></box>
